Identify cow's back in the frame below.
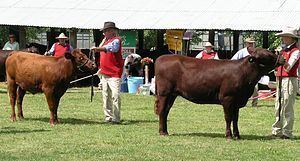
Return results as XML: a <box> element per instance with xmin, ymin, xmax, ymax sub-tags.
<box><xmin>6</xmin><ymin>51</ymin><xmax>73</xmax><ymax>93</ymax></box>
<box><xmin>155</xmin><ymin>55</ymin><xmax>252</xmax><ymax>104</ymax></box>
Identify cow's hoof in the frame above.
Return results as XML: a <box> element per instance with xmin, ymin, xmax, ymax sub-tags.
<box><xmin>11</xmin><ymin>115</ymin><xmax>16</xmax><ymax>122</ymax></box>
<box><xmin>226</xmin><ymin>136</ymin><xmax>233</xmax><ymax>140</ymax></box>
<box><xmin>234</xmin><ymin>135</ymin><xmax>241</xmax><ymax>140</ymax></box>
<box><xmin>159</xmin><ymin>131</ymin><xmax>169</xmax><ymax>136</ymax></box>
<box><xmin>54</xmin><ymin>119</ymin><xmax>59</xmax><ymax>125</ymax></box>
<box><xmin>18</xmin><ymin>115</ymin><xmax>24</xmax><ymax>120</ymax></box>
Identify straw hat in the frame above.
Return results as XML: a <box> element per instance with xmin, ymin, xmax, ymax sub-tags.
<box><xmin>56</xmin><ymin>33</ymin><xmax>68</xmax><ymax>39</ymax></box>
<box><xmin>275</xmin><ymin>27</ymin><xmax>300</xmax><ymax>38</ymax></box>
<box><xmin>101</xmin><ymin>21</ymin><xmax>119</xmax><ymax>31</ymax></box>
<box><xmin>244</xmin><ymin>37</ymin><xmax>255</xmax><ymax>43</ymax></box>
<box><xmin>204</xmin><ymin>42</ymin><xmax>214</xmax><ymax>47</ymax></box>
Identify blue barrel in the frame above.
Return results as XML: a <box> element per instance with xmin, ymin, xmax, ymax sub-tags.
<box><xmin>127</xmin><ymin>77</ymin><xmax>144</xmax><ymax>94</ymax></box>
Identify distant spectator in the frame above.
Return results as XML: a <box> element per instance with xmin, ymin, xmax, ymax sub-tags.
<box><xmin>46</xmin><ymin>33</ymin><xmax>73</xmax><ymax>57</ymax></box>
<box><xmin>124</xmin><ymin>53</ymin><xmax>142</xmax><ymax>77</ymax></box>
<box><xmin>195</xmin><ymin>42</ymin><xmax>219</xmax><ymax>59</ymax></box>
<box><xmin>3</xmin><ymin>34</ymin><xmax>19</xmax><ymax>50</ymax></box>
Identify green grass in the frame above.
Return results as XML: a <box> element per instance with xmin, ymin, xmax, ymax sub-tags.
<box><xmin>0</xmin><ymin>83</ymin><xmax>299</xmax><ymax>161</ymax></box>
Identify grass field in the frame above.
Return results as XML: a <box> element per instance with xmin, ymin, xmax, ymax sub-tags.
<box><xmin>0</xmin><ymin>83</ymin><xmax>299</xmax><ymax>161</ymax></box>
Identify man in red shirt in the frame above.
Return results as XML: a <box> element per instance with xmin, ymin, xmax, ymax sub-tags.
<box><xmin>92</xmin><ymin>22</ymin><xmax>123</xmax><ymax>124</ymax></box>
<box><xmin>195</xmin><ymin>42</ymin><xmax>219</xmax><ymax>59</ymax></box>
<box><xmin>272</xmin><ymin>27</ymin><xmax>300</xmax><ymax>139</ymax></box>
<box><xmin>47</xmin><ymin>33</ymin><xmax>73</xmax><ymax>57</ymax></box>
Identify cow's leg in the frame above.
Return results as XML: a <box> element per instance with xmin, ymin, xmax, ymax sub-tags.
<box><xmin>223</xmin><ymin>106</ymin><xmax>233</xmax><ymax>139</ymax></box>
<box><xmin>44</xmin><ymin>90</ymin><xmax>59</xmax><ymax>126</ymax></box>
<box><xmin>16</xmin><ymin>87</ymin><xmax>26</xmax><ymax>120</ymax></box>
<box><xmin>156</xmin><ymin>95</ymin><xmax>169</xmax><ymax>135</ymax></box>
<box><xmin>7</xmin><ymin>79</ymin><xmax>17</xmax><ymax>121</ymax></box>
<box><xmin>53</xmin><ymin>97</ymin><xmax>61</xmax><ymax>124</ymax></box>
<box><xmin>232</xmin><ymin>108</ymin><xmax>240</xmax><ymax>139</ymax></box>
<box><xmin>156</xmin><ymin>95</ymin><xmax>176</xmax><ymax>135</ymax></box>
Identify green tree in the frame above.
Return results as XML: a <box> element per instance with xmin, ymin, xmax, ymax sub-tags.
<box><xmin>243</xmin><ymin>31</ymin><xmax>281</xmax><ymax>50</ymax></box>
<box><xmin>143</xmin><ymin>30</ymin><xmax>157</xmax><ymax>50</ymax></box>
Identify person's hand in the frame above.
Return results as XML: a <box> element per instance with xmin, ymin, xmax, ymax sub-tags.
<box><xmin>90</xmin><ymin>46</ymin><xmax>97</xmax><ymax>51</ymax></box>
<box><xmin>44</xmin><ymin>51</ymin><xmax>49</xmax><ymax>56</ymax></box>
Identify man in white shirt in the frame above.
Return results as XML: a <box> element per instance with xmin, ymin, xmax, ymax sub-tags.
<box><xmin>231</xmin><ymin>37</ymin><xmax>267</xmax><ymax>107</ymax></box>
<box><xmin>3</xmin><ymin>34</ymin><xmax>19</xmax><ymax>50</ymax></box>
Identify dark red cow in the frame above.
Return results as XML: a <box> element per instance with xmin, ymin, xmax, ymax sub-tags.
<box><xmin>6</xmin><ymin>49</ymin><xmax>96</xmax><ymax>125</ymax></box>
<box><xmin>0</xmin><ymin>50</ymin><xmax>12</xmax><ymax>81</ymax></box>
<box><xmin>0</xmin><ymin>48</ymin><xmax>39</xmax><ymax>81</ymax></box>
<box><xmin>154</xmin><ymin>48</ymin><xmax>285</xmax><ymax>139</ymax></box>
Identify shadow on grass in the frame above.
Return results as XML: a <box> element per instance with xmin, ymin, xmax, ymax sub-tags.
<box><xmin>26</xmin><ymin>117</ymin><xmax>102</xmax><ymax>125</ymax></box>
<box><xmin>27</xmin><ymin>117</ymin><xmax>157</xmax><ymax>125</ymax></box>
<box><xmin>121</xmin><ymin>119</ymin><xmax>158</xmax><ymax>125</ymax></box>
<box><xmin>0</xmin><ymin>127</ymin><xmax>50</xmax><ymax>134</ymax></box>
<box><xmin>171</xmin><ymin>132</ymin><xmax>299</xmax><ymax>141</ymax></box>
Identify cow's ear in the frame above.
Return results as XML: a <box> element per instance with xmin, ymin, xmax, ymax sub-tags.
<box><xmin>64</xmin><ymin>52</ymin><xmax>73</xmax><ymax>59</ymax></box>
<box><xmin>248</xmin><ymin>56</ymin><xmax>256</xmax><ymax>63</ymax></box>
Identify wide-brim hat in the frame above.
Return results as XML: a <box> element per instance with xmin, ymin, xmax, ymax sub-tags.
<box><xmin>56</xmin><ymin>33</ymin><xmax>68</xmax><ymax>39</ymax></box>
<box><xmin>204</xmin><ymin>42</ymin><xmax>214</xmax><ymax>47</ymax></box>
<box><xmin>245</xmin><ymin>37</ymin><xmax>255</xmax><ymax>43</ymax></box>
<box><xmin>275</xmin><ymin>27</ymin><xmax>300</xmax><ymax>38</ymax></box>
<box><xmin>101</xmin><ymin>21</ymin><xmax>119</xmax><ymax>31</ymax></box>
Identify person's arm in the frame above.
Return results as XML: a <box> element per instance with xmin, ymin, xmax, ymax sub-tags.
<box><xmin>284</xmin><ymin>50</ymin><xmax>300</xmax><ymax>72</ymax></box>
<box><xmin>69</xmin><ymin>45</ymin><xmax>74</xmax><ymax>52</ymax></box>
<box><xmin>103</xmin><ymin>39</ymin><xmax>120</xmax><ymax>53</ymax></box>
<box><xmin>48</xmin><ymin>44</ymin><xmax>55</xmax><ymax>56</ymax></box>
<box><xmin>195</xmin><ymin>51</ymin><xmax>203</xmax><ymax>59</ymax></box>
<box><xmin>231</xmin><ymin>51</ymin><xmax>241</xmax><ymax>60</ymax></box>
<box><xmin>92</xmin><ymin>38</ymin><xmax>120</xmax><ymax>53</ymax></box>
<box><xmin>214</xmin><ymin>52</ymin><xmax>219</xmax><ymax>60</ymax></box>
<box><xmin>2</xmin><ymin>42</ymin><xmax>8</xmax><ymax>50</ymax></box>
<box><xmin>15</xmin><ymin>42</ymin><xmax>19</xmax><ymax>50</ymax></box>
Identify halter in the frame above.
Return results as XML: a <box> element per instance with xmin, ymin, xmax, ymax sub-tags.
<box><xmin>77</xmin><ymin>59</ymin><xmax>89</xmax><ymax>72</ymax></box>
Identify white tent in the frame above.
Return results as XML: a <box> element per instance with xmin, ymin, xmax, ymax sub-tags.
<box><xmin>0</xmin><ymin>0</ymin><xmax>299</xmax><ymax>31</ymax></box>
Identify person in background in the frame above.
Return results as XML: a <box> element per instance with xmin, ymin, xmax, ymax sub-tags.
<box><xmin>271</xmin><ymin>27</ymin><xmax>300</xmax><ymax>139</ymax></box>
<box><xmin>91</xmin><ymin>21</ymin><xmax>123</xmax><ymax>124</ymax></box>
<box><xmin>124</xmin><ymin>53</ymin><xmax>142</xmax><ymax>77</ymax></box>
<box><xmin>46</xmin><ymin>33</ymin><xmax>73</xmax><ymax>57</ymax></box>
<box><xmin>3</xmin><ymin>33</ymin><xmax>19</xmax><ymax>50</ymax></box>
<box><xmin>195</xmin><ymin>42</ymin><xmax>219</xmax><ymax>59</ymax></box>
<box><xmin>231</xmin><ymin>37</ymin><xmax>264</xmax><ymax>107</ymax></box>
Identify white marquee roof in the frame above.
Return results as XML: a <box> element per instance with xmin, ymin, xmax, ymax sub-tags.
<box><xmin>0</xmin><ymin>0</ymin><xmax>299</xmax><ymax>31</ymax></box>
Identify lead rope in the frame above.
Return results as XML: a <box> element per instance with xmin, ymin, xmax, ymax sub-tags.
<box><xmin>89</xmin><ymin>49</ymin><xmax>95</xmax><ymax>102</ymax></box>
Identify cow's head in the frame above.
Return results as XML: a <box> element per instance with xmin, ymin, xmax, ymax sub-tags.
<box><xmin>248</xmin><ymin>48</ymin><xmax>285</xmax><ymax>73</ymax></box>
<box><xmin>65</xmin><ymin>49</ymin><xmax>96</xmax><ymax>71</ymax></box>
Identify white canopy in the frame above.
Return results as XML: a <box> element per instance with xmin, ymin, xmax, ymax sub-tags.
<box><xmin>0</xmin><ymin>0</ymin><xmax>299</xmax><ymax>31</ymax></box>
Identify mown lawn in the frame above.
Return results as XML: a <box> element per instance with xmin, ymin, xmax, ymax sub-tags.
<box><xmin>0</xmin><ymin>83</ymin><xmax>299</xmax><ymax>161</ymax></box>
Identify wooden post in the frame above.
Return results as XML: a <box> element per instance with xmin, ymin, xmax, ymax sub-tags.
<box><xmin>47</xmin><ymin>28</ymin><xmax>57</xmax><ymax>47</ymax></box>
<box><xmin>157</xmin><ymin>30</ymin><xmax>164</xmax><ymax>50</ymax></box>
<box><xmin>93</xmin><ymin>29</ymin><xmax>103</xmax><ymax>47</ymax></box>
<box><xmin>69</xmin><ymin>28</ymin><xmax>77</xmax><ymax>48</ymax></box>
<box><xmin>138</xmin><ymin>30</ymin><xmax>144</xmax><ymax>51</ymax></box>
<box><xmin>18</xmin><ymin>26</ymin><xmax>26</xmax><ymax>49</ymax></box>
<box><xmin>233</xmin><ymin>31</ymin><xmax>240</xmax><ymax>52</ymax></box>
<box><xmin>262</xmin><ymin>32</ymin><xmax>269</xmax><ymax>49</ymax></box>
<box><xmin>208</xmin><ymin>30</ymin><xmax>215</xmax><ymax>45</ymax></box>
<box><xmin>144</xmin><ymin>65</ymin><xmax>149</xmax><ymax>84</ymax></box>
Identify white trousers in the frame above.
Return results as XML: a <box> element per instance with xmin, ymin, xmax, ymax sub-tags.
<box><xmin>99</xmin><ymin>74</ymin><xmax>122</xmax><ymax>122</ymax></box>
<box><xmin>272</xmin><ymin>77</ymin><xmax>298</xmax><ymax>137</ymax></box>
